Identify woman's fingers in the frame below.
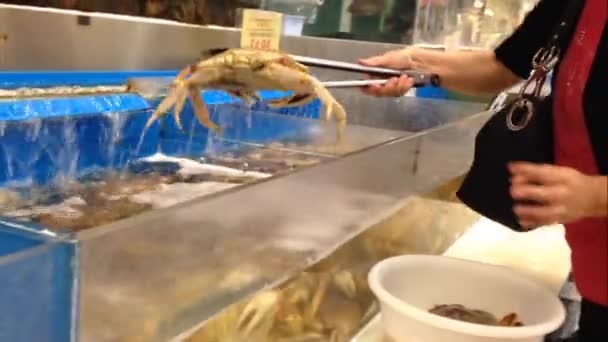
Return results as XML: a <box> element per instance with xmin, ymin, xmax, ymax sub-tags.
<box><xmin>397</xmin><ymin>75</ymin><xmax>415</xmax><ymax>94</ymax></box>
<box><xmin>509</xmin><ymin>162</ymin><xmax>599</xmax><ymax>227</ymax></box>
<box><xmin>358</xmin><ymin>56</ymin><xmax>386</xmax><ymax>67</ymax></box>
<box><xmin>361</xmin><ymin>75</ymin><xmax>413</xmax><ymax>97</ymax></box>
<box><xmin>508</xmin><ymin>162</ymin><xmax>567</xmax><ymax>185</ymax></box>
<box><xmin>359</xmin><ymin>49</ymin><xmax>419</xmax><ymax>97</ymax></box>
<box><xmin>510</xmin><ymin>183</ymin><xmax>567</xmax><ymax>204</ymax></box>
<box><xmin>358</xmin><ymin>49</ymin><xmax>413</xmax><ymax>69</ymax></box>
<box><xmin>513</xmin><ymin>204</ymin><xmax>564</xmax><ymax>227</ymax></box>
<box><xmin>510</xmin><ymin>175</ymin><xmax>527</xmax><ymax>185</ymax></box>
<box><xmin>511</xmin><ymin>184</ymin><xmax>548</xmax><ymax>203</ymax></box>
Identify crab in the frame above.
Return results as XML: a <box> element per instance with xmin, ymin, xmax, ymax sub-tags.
<box><xmin>189</xmin><ymin>269</ymin><xmax>370</xmax><ymax>342</ymax></box>
<box><xmin>143</xmin><ymin>48</ymin><xmax>347</xmax><ymax>139</ymax></box>
<box><xmin>241</xmin><ymin>269</ymin><xmax>373</xmax><ymax>342</ymax></box>
<box><xmin>429</xmin><ymin>304</ymin><xmax>524</xmax><ymax>327</ymax></box>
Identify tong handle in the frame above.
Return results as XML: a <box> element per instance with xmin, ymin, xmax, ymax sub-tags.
<box><xmin>405</xmin><ymin>71</ymin><xmax>440</xmax><ymax>88</ymax></box>
<box><xmin>322</xmin><ymin>78</ymin><xmax>428</xmax><ymax>89</ymax></box>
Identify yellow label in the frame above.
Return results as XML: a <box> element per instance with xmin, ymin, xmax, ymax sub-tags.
<box><xmin>240</xmin><ymin>9</ymin><xmax>283</xmax><ymax>51</ymax></box>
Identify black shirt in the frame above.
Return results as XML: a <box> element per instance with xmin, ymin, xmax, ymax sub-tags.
<box><xmin>493</xmin><ymin>0</ymin><xmax>607</xmax><ymax>174</ymax></box>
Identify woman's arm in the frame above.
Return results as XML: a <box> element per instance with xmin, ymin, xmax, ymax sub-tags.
<box><xmin>360</xmin><ymin>48</ymin><xmax>521</xmax><ymax>96</ymax></box>
<box><xmin>360</xmin><ymin>0</ymin><xmax>566</xmax><ymax>98</ymax></box>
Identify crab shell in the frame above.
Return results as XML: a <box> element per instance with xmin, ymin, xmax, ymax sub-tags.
<box><xmin>144</xmin><ymin>48</ymin><xmax>347</xmax><ymax>139</ymax></box>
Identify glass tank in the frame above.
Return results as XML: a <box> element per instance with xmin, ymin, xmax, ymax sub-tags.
<box><xmin>0</xmin><ymin>68</ymin><xmax>489</xmax><ymax>341</ymax></box>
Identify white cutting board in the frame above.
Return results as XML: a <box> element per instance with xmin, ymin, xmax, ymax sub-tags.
<box><xmin>353</xmin><ymin>218</ymin><xmax>572</xmax><ymax>342</ymax></box>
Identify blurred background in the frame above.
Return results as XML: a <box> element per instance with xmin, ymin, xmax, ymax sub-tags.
<box><xmin>3</xmin><ymin>0</ymin><xmax>539</xmax><ymax>48</ymax></box>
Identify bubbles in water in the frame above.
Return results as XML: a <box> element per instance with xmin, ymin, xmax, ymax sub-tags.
<box><xmin>4</xmin><ymin>148</ymin><xmax>14</xmax><ymax>179</ymax></box>
<box><xmin>185</xmin><ymin>114</ymin><xmax>198</xmax><ymax>155</ymax></box>
<box><xmin>205</xmin><ymin>129</ymin><xmax>217</xmax><ymax>156</ymax></box>
<box><xmin>104</xmin><ymin>112</ymin><xmax>129</xmax><ymax>144</ymax></box>
<box><xmin>0</xmin><ymin>121</ymin><xmax>7</xmax><ymax>137</ymax></box>
<box><xmin>24</xmin><ymin>118</ymin><xmax>42</xmax><ymax>142</ymax></box>
<box><xmin>0</xmin><ymin>152</ymin><xmax>275</xmax><ymax>231</ymax></box>
<box><xmin>246</xmin><ymin>106</ymin><xmax>253</xmax><ymax>129</ymax></box>
<box><xmin>104</xmin><ymin>112</ymin><xmax>130</xmax><ymax>169</ymax></box>
<box><xmin>48</xmin><ymin>118</ymin><xmax>80</xmax><ymax>188</ymax></box>
<box><xmin>133</xmin><ymin>133</ymin><xmax>147</xmax><ymax>159</ymax></box>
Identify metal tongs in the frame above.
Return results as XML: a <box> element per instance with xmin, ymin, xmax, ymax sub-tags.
<box><xmin>127</xmin><ymin>49</ymin><xmax>441</xmax><ymax>98</ymax></box>
<box><xmin>289</xmin><ymin>54</ymin><xmax>441</xmax><ymax>89</ymax></box>
<box><xmin>199</xmin><ymin>48</ymin><xmax>440</xmax><ymax>88</ymax></box>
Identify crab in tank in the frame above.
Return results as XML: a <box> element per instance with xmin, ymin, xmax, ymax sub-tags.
<box><xmin>140</xmin><ymin>48</ymin><xmax>348</xmax><ymax>139</ymax></box>
<box><xmin>188</xmin><ymin>269</ymin><xmax>375</xmax><ymax>342</ymax></box>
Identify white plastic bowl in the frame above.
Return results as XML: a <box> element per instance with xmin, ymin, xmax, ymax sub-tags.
<box><xmin>368</xmin><ymin>255</ymin><xmax>566</xmax><ymax>342</ymax></box>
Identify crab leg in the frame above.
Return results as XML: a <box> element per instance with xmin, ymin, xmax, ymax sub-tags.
<box><xmin>170</xmin><ymin>65</ymin><xmax>197</xmax><ymax>130</ymax></box>
<box><xmin>144</xmin><ymin>65</ymin><xmax>222</xmax><ymax>131</ymax></box>
<box><xmin>245</xmin><ymin>53</ymin><xmax>309</xmax><ymax>74</ymax></box>
<box><xmin>267</xmin><ymin>93</ymin><xmax>316</xmax><ymax>109</ymax></box>
<box><xmin>144</xmin><ymin>81</ymin><xmax>189</xmax><ymax>131</ymax></box>
<box><xmin>190</xmin><ymin>86</ymin><xmax>222</xmax><ymax>133</ymax></box>
<box><xmin>236</xmin><ymin>291</ymin><xmax>280</xmax><ymax>337</ymax></box>
<box><xmin>243</xmin><ymin>90</ymin><xmax>262</xmax><ymax>104</ymax></box>
<box><xmin>311</xmin><ymin>80</ymin><xmax>347</xmax><ymax>139</ymax></box>
<box><xmin>176</xmin><ymin>64</ymin><xmax>196</xmax><ymax>79</ymax></box>
<box><xmin>171</xmin><ymin>86</ymin><xmax>189</xmax><ymax>130</ymax></box>
<box><xmin>227</xmin><ymin>89</ymin><xmax>262</xmax><ymax>106</ymax></box>
<box><xmin>307</xmin><ymin>273</ymin><xmax>331</xmax><ymax>320</ymax></box>
<box><xmin>332</xmin><ymin>271</ymin><xmax>358</xmax><ymax>299</ymax></box>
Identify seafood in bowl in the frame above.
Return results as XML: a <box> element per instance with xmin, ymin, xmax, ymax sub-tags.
<box><xmin>369</xmin><ymin>255</ymin><xmax>565</xmax><ymax>342</ymax></box>
<box><xmin>142</xmin><ymin>48</ymin><xmax>347</xmax><ymax>139</ymax></box>
<box><xmin>429</xmin><ymin>304</ymin><xmax>524</xmax><ymax>327</ymax></box>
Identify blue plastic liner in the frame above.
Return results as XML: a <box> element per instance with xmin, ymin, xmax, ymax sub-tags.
<box><xmin>0</xmin><ymin>70</ymin><xmax>179</xmax><ymax>89</ymax></box>
<box><xmin>0</xmin><ymin>94</ymin><xmax>151</xmax><ymax>120</ymax></box>
<box><xmin>0</xmin><ymin>72</ymin><xmax>322</xmax><ymax>185</ymax></box>
<box><xmin>0</xmin><ymin>72</ymin><xmax>322</xmax><ymax>121</ymax></box>
<box><xmin>416</xmin><ymin>85</ymin><xmax>450</xmax><ymax>99</ymax></box>
<box><xmin>159</xmin><ymin>102</ymin><xmax>321</xmax><ymax>158</ymax></box>
<box><xmin>0</xmin><ymin>109</ymin><xmax>159</xmax><ymax>186</ymax></box>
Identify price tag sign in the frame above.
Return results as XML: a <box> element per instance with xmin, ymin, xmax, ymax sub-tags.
<box><xmin>240</xmin><ymin>9</ymin><xmax>283</xmax><ymax>51</ymax></box>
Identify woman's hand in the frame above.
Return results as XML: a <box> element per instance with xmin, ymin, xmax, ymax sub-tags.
<box><xmin>508</xmin><ymin>162</ymin><xmax>608</xmax><ymax>229</ymax></box>
<box><xmin>358</xmin><ymin>49</ymin><xmax>416</xmax><ymax>97</ymax></box>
